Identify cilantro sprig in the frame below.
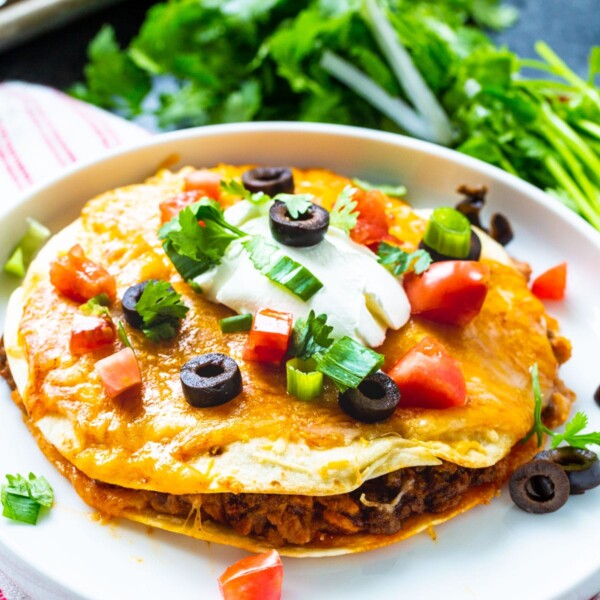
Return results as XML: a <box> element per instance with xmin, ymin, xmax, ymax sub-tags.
<box><xmin>220</xmin><ymin>179</ymin><xmax>269</xmax><ymax>205</ymax></box>
<box><xmin>290</xmin><ymin>310</ymin><xmax>334</xmax><ymax>360</ymax></box>
<box><xmin>330</xmin><ymin>186</ymin><xmax>359</xmax><ymax>234</ymax></box>
<box><xmin>523</xmin><ymin>364</ymin><xmax>600</xmax><ymax>449</ymax></box>
<box><xmin>377</xmin><ymin>243</ymin><xmax>432</xmax><ymax>276</ymax></box>
<box><xmin>135</xmin><ymin>280</ymin><xmax>190</xmax><ymax>342</ymax></box>
<box><xmin>1</xmin><ymin>473</ymin><xmax>54</xmax><ymax>525</ymax></box>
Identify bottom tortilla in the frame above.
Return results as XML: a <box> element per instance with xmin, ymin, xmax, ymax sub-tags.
<box><xmin>15</xmin><ymin>387</ymin><xmax>541</xmax><ymax>557</ymax></box>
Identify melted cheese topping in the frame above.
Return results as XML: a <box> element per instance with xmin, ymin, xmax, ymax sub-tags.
<box><xmin>5</xmin><ymin>166</ymin><xmax>564</xmax><ymax>496</ymax></box>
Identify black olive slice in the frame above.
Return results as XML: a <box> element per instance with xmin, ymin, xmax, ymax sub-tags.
<box><xmin>338</xmin><ymin>372</ymin><xmax>400</xmax><ymax>423</ymax></box>
<box><xmin>489</xmin><ymin>213</ymin><xmax>514</xmax><ymax>246</ymax></box>
<box><xmin>242</xmin><ymin>167</ymin><xmax>294</xmax><ymax>196</ymax></box>
<box><xmin>419</xmin><ymin>229</ymin><xmax>481</xmax><ymax>262</ymax></box>
<box><xmin>180</xmin><ymin>353</ymin><xmax>242</xmax><ymax>408</ymax></box>
<box><xmin>535</xmin><ymin>447</ymin><xmax>600</xmax><ymax>495</ymax></box>
<box><xmin>455</xmin><ymin>184</ymin><xmax>487</xmax><ymax>229</ymax></box>
<box><xmin>269</xmin><ymin>200</ymin><xmax>330</xmax><ymax>247</ymax></box>
<box><xmin>509</xmin><ymin>459</ymin><xmax>570</xmax><ymax>514</ymax></box>
<box><xmin>593</xmin><ymin>384</ymin><xmax>600</xmax><ymax>408</ymax></box>
<box><xmin>121</xmin><ymin>280</ymin><xmax>173</xmax><ymax>329</ymax></box>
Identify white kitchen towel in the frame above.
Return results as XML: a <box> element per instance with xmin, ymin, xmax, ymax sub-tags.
<box><xmin>0</xmin><ymin>81</ymin><xmax>149</xmax><ymax>208</ymax></box>
<box><xmin>0</xmin><ymin>80</ymin><xmax>149</xmax><ymax>600</ymax></box>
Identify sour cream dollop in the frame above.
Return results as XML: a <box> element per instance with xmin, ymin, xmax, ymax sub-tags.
<box><xmin>194</xmin><ymin>201</ymin><xmax>410</xmax><ymax>347</ymax></box>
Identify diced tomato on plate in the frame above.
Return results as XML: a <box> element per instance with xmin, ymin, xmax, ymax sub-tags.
<box><xmin>219</xmin><ymin>550</ymin><xmax>283</xmax><ymax>600</ymax></box>
<box><xmin>350</xmin><ymin>189</ymin><xmax>393</xmax><ymax>247</ymax></box>
<box><xmin>531</xmin><ymin>262</ymin><xmax>567</xmax><ymax>300</ymax></box>
<box><xmin>243</xmin><ymin>308</ymin><xmax>293</xmax><ymax>364</ymax></box>
<box><xmin>183</xmin><ymin>169</ymin><xmax>222</xmax><ymax>200</ymax></box>
<box><xmin>94</xmin><ymin>348</ymin><xmax>141</xmax><ymax>398</ymax></box>
<box><xmin>70</xmin><ymin>314</ymin><xmax>115</xmax><ymax>354</ymax></box>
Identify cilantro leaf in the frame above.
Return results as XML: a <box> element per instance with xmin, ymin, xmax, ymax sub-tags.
<box><xmin>135</xmin><ymin>280</ymin><xmax>189</xmax><ymax>342</ymax></box>
<box><xmin>290</xmin><ymin>310</ymin><xmax>334</xmax><ymax>360</ymax></box>
<box><xmin>330</xmin><ymin>186</ymin><xmax>359</xmax><ymax>233</ymax></box>
<box><xmin>377</xmin><ymin>243</ymin><xmax>432</xmax><ymax>276</ymax></box>
<box><xmin>220</xmin><ymin>179</ymin><xmax>268</xmax><ymax>205</ymax></box>
<box><xmin>551</xmin><ymin>412</ymin><xmax>600</xmax><ymax>450</ymax></box>
<box><xmin>521</xmin><ymin>364</ymin><xmax>553</xmax><ymax>447</ymax></box>
<box><xmin>352</xmin><ymin>178</ymin><xmax>407</xmax><ymax>198</ymax></box>
<box><xmin>80</xmin><ymin>293</ymin><xmax>111</xmax><ymax>317</ymax></box>
<box><xmin>272</xmin><ymin>193</ymin><xmax>314</xmax><ymax>219</ymax></box>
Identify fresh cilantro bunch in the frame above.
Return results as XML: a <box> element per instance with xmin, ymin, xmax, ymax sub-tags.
<box><xmin>135</xmin><ymin>280</ymin><xmax>190</xmax><ymax>342</ymax></box>
<box><xmin>330</xmin><ymin>186</ymin><xmax>359</xmax><ymax>233</ymax></box>
<box><xmin>290</xmin><ymin>310</ymin><xmax>334</xmax><ymax>360</ymax></box>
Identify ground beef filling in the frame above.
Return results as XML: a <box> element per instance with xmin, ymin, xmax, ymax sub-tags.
<box><xmin>130</xmin><ymin>458</ymin><xmax>511</xmax><ymax>547</ymax></box>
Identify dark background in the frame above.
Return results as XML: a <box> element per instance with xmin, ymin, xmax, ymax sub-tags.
<box><xmin>0</xmin><ymin>0</ymin><xmax>598</xmax><ymax>92</ymax></box>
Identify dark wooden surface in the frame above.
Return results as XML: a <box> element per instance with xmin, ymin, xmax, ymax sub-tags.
<box><xmin>0</xmin><ymin>0</ymin><xmax>597</xmax><ymax>95</ymax></box>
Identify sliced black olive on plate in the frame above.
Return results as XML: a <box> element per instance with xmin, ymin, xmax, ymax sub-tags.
<box><xmin>121</xmin><ymin>280</ymin><xmax>174</xmax><ymax>329</ymax></box>
<box><xmin>535</xmin><ymin>447</ymin><xmax>600</xmax><ymax>495</ymax></box>
<box><xmin>509</xmin><ymin>459</ymin><xmax>570</xmax><ymax>514</ymax></box>
<box><xmin>181</xmin><ymin>353</ymin><xmax>243</xmax><ymax>408</ymax></box>
<box><xmin>489</xmin><ymin>213</ymin><xmax>514</xmax><ymax>246</ymax></box>
<box><xmin>269</xmin><ymin>200</ymin><xmax>329</xmax><ymax>247</ymax></box>
<box><xmin>242</xmin><ymin>167</ymin><xmax>294</xmax><ymax>196</ymax></box>
<box><xmin>595</xmin><ymin>384</ymin><xmax>600</xmax><ymax>408</ymax></box>
<box><xmin>338</xmin><ymin>371</ymin><xmax>400</xmax><ymax>424</ymax></box>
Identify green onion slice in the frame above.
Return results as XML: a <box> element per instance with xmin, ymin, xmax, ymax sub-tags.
<box><xmin>162</xmin><ymin>241</ymin><xmax>210</xmax><ymax>281</ymax></box>
<box><xmin>244</xmin><ymin>236</ymin><xmax>324</xmax><ymax>301</ymax></box>
<box><xmin>423</xmin><ymin>207</ymin><xmax>471</xmax><ymax>259</ymax></box>
<box><xmin>219</xmin><ymin>313</ymin><xmax>253</xmax><ymax>333</ymax></box>
<box><xmin>314</xmin><ymin>336</ymin><xmax>384</xmax><ymax>393</ymax></box>
<box><xmin>286</xmin><ymin>358</ymin><xmax>324</xmax><ymax>401</ymax></box>
<box><xmin>2</xmin><ymin>493</ymin><xmax>41</xmax><ymax>525</ymax></box>
<box><xmin>4</xmin><ymin>218</ymin><xmax>50</xmax><ymax>278</ymax></box>
<box><xmin>1</xmin><ymin>473</ymin><xmax>54</xmax><ymax>525</ymax></box>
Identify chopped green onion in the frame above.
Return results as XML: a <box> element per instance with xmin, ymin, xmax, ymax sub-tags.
<box><xmin>1</xmin><ymin>473</ymin><xmax>54</xmax><ymax>525</ymax></box>
<box><xmin>162</xmin><ymin>241</ymin><xmax>210</xmax><ymax>281</ymax></box>
<box><xmin>80</xmin><ymin>293</ymin><xmax>111</xmax><ymax>316</ymax></box>
<box><xmin>286</xmin><ymin>357</ymin><xmax>323</xmax><ymax>401</ymax></box>
<box><xmin>352</xmin><ymin>178</ymin><xmax>407</xmax><ymax>198</ymax></box>
<box><xmin>219</xmin><ymin>313</ymin><xmax>253</xmax><ymax>333</ymax></box>
<box><xmin>314</xmin><ymin>336</ymin><xmax>384</xmax><ymax>393</ymax></box>
<box><xmin>3</xmin><ymin>218</ymin><xmax>50</xmax><ymax>278</ymax></box>
<box><xmin>117</xmin><ymin>320</ymin><xmax>133</xmax><ymax>349</ymax></box>
<box><xmin>243</xmin><ymin>236</ymin><xmax>323</xmax><ymax>301</ymax></box>
<box><xmin>423</xmin><ymin>207</ymin><xmax>471</xmax><ymax>259</ymax></box>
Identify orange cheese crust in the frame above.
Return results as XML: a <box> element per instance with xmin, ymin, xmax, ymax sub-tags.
<box><xmin>15</xmin><ymin>166</ymin><xmax>571</xmax><ymax>497</ymax></box>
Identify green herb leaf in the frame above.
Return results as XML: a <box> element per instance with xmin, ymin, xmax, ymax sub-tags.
<box><xmin>314</xmin><ymin>336</ymin><xmax>384</xmax><ymax>393</ymax></box>
<box><xmin>330</xmin><ymin>186</ymin><xmax>359</xmax><ymax>234</ymax></box>
<box><xmin>243</xmin><ymin>236</ymin><xmax>324</xmax><ymax>301</ymax></box>
<box><xmin>551</xmin><ymin>412</ymin><xmax>600</xmax><ymax>450</ymax></box>
<box><xmin>290</xmin><ymin>310</ymin><xmax>334</xmax><ymax>360</ymax></box>
<box><xmin>80</xmin><ymin>293</ymin><xmax>111</xmax><ymax>317</ymax></box>
<box><xmin>272</xmin><ymin>193</ymin><xmax>314</xmax><ymax>219</ymax></box>
<box><xmin>377</xmin><ymin>243</ymin><xmax>432</xmax><ymax>276</ymax></box>
<box><xmin>1</xmin><ymin>473</ymin><xmax>54</xmax><ymax>525</ymax></box>
<box><xmin>352</xmin><ymin>177</ymin><xmax>407</xmax><ymax>198</ymax></box>
<box><xmin>117</xmin><ymin>320</ymin><xmax>133</xmax><ymax>349</ymax></box>
<box><xmin>522</xmin><ymin>364</ymin><xmax>555</xmax><ymax>446</ymax></box>
<box><xmin>220</xmin><ymin>179</ymin><xmax>268</xmax><ymax>205</ymax></box>
<box><xmin>135</xmin><ymin>280</ymin><xmax>189</xmax><ymax>342</ymax></box>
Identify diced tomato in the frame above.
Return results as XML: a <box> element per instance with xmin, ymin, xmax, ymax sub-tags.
<box><xmin>243</xmin><ymin>308</ymin><xmax>293</xmax><ymax>364</ymax></box>
<box><xmin>70</xmin><ymin>314</ymin><xmax>115</xmax><ymax>355</ymax></box>
<box><xmin>531</xmin><ymin>263</ymin><xmax>567</xmax><ymax>300</ymax></box>
<box><xmin>350</xmin><ymin>189</ymin><xmax>391</xmax><ymax>247</ymax></box>
<box><xmin>387</xmin><ymin>337</ymin><xmax>467</xmax><ymax>409</ymax></box>
<box><xmin>219</xmin><ymin>550</ymin><xmax>283</xmax><ymax>600</ymax></box>
<box><xmin>159</xmin><ymin>191</ymin><xmax>204</xmax><ymax>224</ymax></box>
<box><xmin>184</xmin><ymin>169</ymin><xmax>222</xmax><ymax>200</ymax></box>
<box><xmin>403</xmin><ymin>261</ymin><xmax>490</xmax><ymax>327</ymax></box>
<box><xmin>94</xmin><ymin>348</ymin><xmax>141</xmax><ymax>398</ymax></box>
<box><xmin>50</xmin><ymin>245</ymin><xmax>116</xmax><ymax>303</ymax></box>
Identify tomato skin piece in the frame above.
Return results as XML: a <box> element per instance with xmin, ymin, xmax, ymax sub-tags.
<box><xmin>70</xmin><ymin>314</ymin><xmax>116</xmax><ymax>354</ymax></box>
<box><xmin>243</xmin><ymin>308</ymin><xmax>293</xmax><ymax>364</ymax></box>
<box><xmin>50</xmin><ymin>245</ymin><xmax>116</xmax><ymax>303</ymax></box>
<box><xmin>94</xmin><ymin>348</ymin><xmax>141</xmax><ymax>398</ymax></box>
<box><xmin>350</xmin><ymin>189</ymin><xmax>391</xmax><ymax>247</ymax></box>
<box><xmin>219</xmin><ymin>550</ymin><xmax>283</xmax><ymax>600</ymax></box>
<box><xmin>531</xmin><ymin>263</ymin><xmax>567</xmax><ymax>300</ymax></box>
<box><xmin>387</xmin><ymin>337</ymin><xmax>467</xmax><ymax>409</ymax></box>
<box><xmin>403</xmin><ymin>261</ymin><xmax>490</xmax><ymax>327</ymax></box>
<box><xmin>184</xmin><ymin>169</ymin><xmax>222</xmax><ymax>200</ymax></box>
<box><xmin>159</xmin><ymin>191</ymin><xmax>204</xmax><ymax>224</ymax></box>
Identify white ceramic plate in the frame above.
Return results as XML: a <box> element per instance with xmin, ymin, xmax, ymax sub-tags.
<box><xmin>1</xmin><ymin>123</ymin><xmax>599</xmax><ymax>600</ymax></box>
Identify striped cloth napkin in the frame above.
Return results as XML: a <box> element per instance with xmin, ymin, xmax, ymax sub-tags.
<box><xmin>0</xmin><ymin>81</ymin><xmax>149</xmax><ymax>208</ymax></box>
<box><xmin>0</xmin><ymin>80</ymin><xmax>149</xmax><ymax>600</ymax></box>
